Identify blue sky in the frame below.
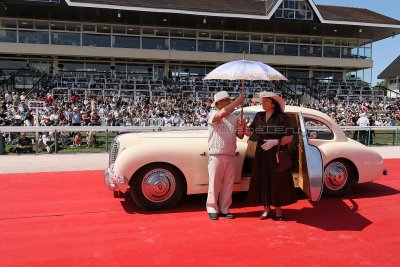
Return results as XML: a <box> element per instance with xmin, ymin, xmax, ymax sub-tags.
<box><xmin>314</xmin><ymin>0</ymin><xmax>400</xmax><ymax>85</ymax></box>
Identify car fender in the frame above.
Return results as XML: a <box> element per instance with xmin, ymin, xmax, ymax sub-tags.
<box><xmin>313</xmin><ymin>140</ymin><xmax>384</xmax><ymax>183</ymax></box>
<box><xmin>112</xmin><ymin>142</ymin><xmax>194</xmax><ymax>187</ymax></box>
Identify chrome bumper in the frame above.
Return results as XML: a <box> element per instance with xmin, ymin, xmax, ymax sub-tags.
<box><xmin>104</xmin><ymin>167</ymin><xmax>129</xmax><ymax>193</ymax></box>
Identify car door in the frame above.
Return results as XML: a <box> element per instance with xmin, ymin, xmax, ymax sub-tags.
<box><xmin>190</xmin><ymin>137</ymin><xmax>210</xmax><ymax>188</ymax></box>
<box><xmin>192</xmin><ymin>137</ymin><xmax>245</xmax><ymax>188</ymax></box>
<box><xmin>297</xmin><ymin>112</ymin><xmax>324</xmax><ymax>201</ymax></box>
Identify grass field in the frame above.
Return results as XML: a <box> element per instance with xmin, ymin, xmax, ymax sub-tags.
<box><xmin>3</xmin><ymin>131</ymin><xmax>119</xmax><ymax>155</ymax></box>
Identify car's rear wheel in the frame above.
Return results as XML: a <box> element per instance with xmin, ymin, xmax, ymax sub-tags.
<box><xmin>130</xmin><ymin>163</ymin><xmax>185</xmax><ymax>210</ymax></box>
<box><xmin>323</xmin><ymin>159</ymin><xmax>355</xmax><ymax>197</ymax></box>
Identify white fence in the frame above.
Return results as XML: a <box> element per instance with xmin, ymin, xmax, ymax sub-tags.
<box><xmin>0</xmin><ymin>125</ymin><xmax>399</xmax><ymax>155</ymax></box>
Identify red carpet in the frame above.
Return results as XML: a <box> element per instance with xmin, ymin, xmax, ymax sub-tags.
<box><xmin>1</xmin><ymin>159</ymin><xmax>399</xmax><ymax>267</ymax></box>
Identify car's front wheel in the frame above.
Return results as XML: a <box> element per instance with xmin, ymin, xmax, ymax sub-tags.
<box><xmin>323</xmin><ymin>159</ymin><xmax>356</xmax><ymax>197</ymax></box>
<box><xmin>130</xmin><ymin>163</ymin><xmax>185</xmax><ymax>210</ymax></box>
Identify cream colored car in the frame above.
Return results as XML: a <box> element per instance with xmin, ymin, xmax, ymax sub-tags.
<box><xmin>105</xmin><ymin>105</ymin><xmax>387</xmax><ymax>210</ymax></box>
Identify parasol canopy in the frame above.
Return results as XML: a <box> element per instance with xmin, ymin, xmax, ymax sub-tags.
<box><xmin>203</xmin><ymin>60</ymin><xmax>287</xmax><ymax>81</ymax></box>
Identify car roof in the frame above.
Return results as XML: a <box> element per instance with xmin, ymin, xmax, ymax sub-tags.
<box><xmin>242</xmin><ymin>105</ymin><xmax>347</xmax><ymax>141</ymax></box>
<box><xmin>243</xmin><ymin>105</ymin><xmax>337</xmax><ymax>125</ymax></box>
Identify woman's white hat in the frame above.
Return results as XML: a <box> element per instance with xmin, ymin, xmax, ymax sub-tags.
<box><xmin>253</xmin><ymin>91</ymin><xmax>286</xmax><ymax>112</ymax></box>
<box><xmin>211</xmin><ymin>91</ymin><xmax>231</xmax><ymax>107</ymax></box>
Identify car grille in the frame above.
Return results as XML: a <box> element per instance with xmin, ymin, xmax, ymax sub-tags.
<box><xmin>109</xmin><ymin>138</ymin><xmax>119</xmax><ymax>165</ymax></box>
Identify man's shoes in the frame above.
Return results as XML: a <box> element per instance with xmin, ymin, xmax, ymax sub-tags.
<box><xmin>220</xmin><ymin>213</ymin><xmax>235</xmax><ymax>219</ymax></box>
<box><xmin>208</xmin><ymin>213</ymin><xmax>218</xmax><ymax>220</ymax></box>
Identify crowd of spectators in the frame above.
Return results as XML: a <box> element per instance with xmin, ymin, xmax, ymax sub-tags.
<box><xmin>303</xmin><ymin>97</ymin><xmax>400</xmax><ymax>127</ymax></box>
<box><xmin>1</xmin><ymin>91</ymin><xmax>212</xmax><ymax>127</ymax></box>
<box><xmin>2</xmin><ymin>85</ymin><xmax>400</xmax><ymax>153</ymax></box>
<box><xmin>1</xmin><ymin>90</ymin><xmax>400</xmax><ymax>129</ymax></box>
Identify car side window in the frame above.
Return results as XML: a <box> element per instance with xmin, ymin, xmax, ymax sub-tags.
<box><xmin>304</xmin><ymin>117</ymin><xmax>334</xmax><ymax>140</ymax></box>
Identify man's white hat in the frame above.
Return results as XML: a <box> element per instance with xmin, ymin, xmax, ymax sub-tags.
<box><xmin>211</xmin><ymin>91</ymin><xmax>231</xmax><ymax>107</ymax></box>
<box><xmin>252</xmin><ymin>91</ymin><xmax>286</xmax><ymax>112</ymax></box>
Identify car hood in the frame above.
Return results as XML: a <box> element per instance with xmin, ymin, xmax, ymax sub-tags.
<box><xmin>116</xmin><ymin>130</ymin><xmax>207</xmax><ymax>145</ymax></box>
<box><xmin>136</xmin><ymin>129</ymin><xmax>208</xmax><ymax>138</ymax></box>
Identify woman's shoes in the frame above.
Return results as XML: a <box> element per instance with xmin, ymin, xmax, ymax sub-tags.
<box><xmin>273</xmin><ymin>210</ymin><xmax>284</xmax><ymax>221</ymax></box>
<box><xmin>260</xmin><ymin>207</ymin><xmax>284</xmax><ymax>220</ymax></box>
<box><xmin>260</xmin><ymin>208</ymin><xmax>272</xmax><ymax>220</ymax></box>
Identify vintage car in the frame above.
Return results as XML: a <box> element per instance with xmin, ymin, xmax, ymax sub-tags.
<box><xmin>105</xmin><ymin>105</ymin><xmax>388</xmax><ymax>210</ymax></box>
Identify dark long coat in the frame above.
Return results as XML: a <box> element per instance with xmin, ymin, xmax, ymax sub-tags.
<box><xmin>247</xmin><ymin>111</ymin><xmax>297</xmax><ymax>207</ymax></box>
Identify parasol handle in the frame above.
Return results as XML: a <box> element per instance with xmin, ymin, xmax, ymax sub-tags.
<box><xmin>240</xmin><ymin>79</ymin><xmax>245</xmax><ymax>127</ymax></box>
<box><xmin>240</xmin><ymin>51</ymin><xmax>245</xmax><ymax>124</ymax></box>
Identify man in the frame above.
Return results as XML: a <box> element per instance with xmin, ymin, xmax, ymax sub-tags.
<box><xmin>357</xmin><ymin>113</ymin><xmax>369</xmax><ymax>145</ymax></box>
<box><xmin>14</xmin><ymin>132</ymin><xmax>33</xmax><ymax>154</ymax></box>
<box><xmin>207</xmin><ymin>91</ymin><xmax>245</xmax><ymax>220</ymax></box>
<box><xmin>71</xmin><ymin>107</ymin><xmax>81</xmax><ymax>126</ymax></box>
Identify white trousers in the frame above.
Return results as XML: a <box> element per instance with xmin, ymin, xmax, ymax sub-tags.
<box><xmin>206</xmin><ymin>155</ymin><xmax>236</xmax><ymax>214</ymax></box>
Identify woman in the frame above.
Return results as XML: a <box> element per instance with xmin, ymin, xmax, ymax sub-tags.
<box><xmin>245</xmin><ymin>91</ymin><xmax>297</xmax><ymax>220</ymax></box>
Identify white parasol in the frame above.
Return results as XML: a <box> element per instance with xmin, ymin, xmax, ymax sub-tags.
<box><xmin>203</xmin><ymin>60</ymin><xmax>287</xmax><ymax>81</ymax></box>
<box><xmin>203</xmin><ymin>59</ymin><xmax>287</xmax><ymax>120</ymax></box>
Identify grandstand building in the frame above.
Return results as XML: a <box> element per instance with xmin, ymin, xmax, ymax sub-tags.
<box><xmin>378</xmin><ymin>55</ymin><xmax>400</xmax><ymax>95</ymax></box>
<box><xmin>0</xmin><ymin>0</ymin><xmax>400</xmax><ymax>100</ymax></box>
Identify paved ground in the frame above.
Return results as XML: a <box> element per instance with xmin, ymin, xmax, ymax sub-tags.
<box><xmin>1</xmin><ymin>146</ymin><xmax>399</xmax><ymax>174</ymax></box>
<box><xmin>0</xmin><ymin>153</ymin><xmax>108</xmax><ymax>174</ymax></box>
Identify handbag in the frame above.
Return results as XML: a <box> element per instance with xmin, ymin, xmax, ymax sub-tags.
<box><xmin>275</xmin><ymin>138</ymin><xmax>293</xmax><ymax>172</ymax></box>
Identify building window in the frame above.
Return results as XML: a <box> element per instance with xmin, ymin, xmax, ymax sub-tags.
<box><xmin>82</xmin><ymin>34</ymin><xmax>111</xmax><ymax>47</ymax></box>
<box><xmin>142</xmin><ymin>37</ymin><xmax>169</xmax><ymax>50</ymax></box>
<box><xmin>0</xmin><ymin>29</ymin><xmax>17</xmax><ymax>43</ymax></box>
<box><xmin>198</xmin><ymin>40</ymin><xmax>222</xmax><ymax>52</ymax></box>
<box><xmin>323</xmin><ymin>47</ymin><xmax>341</xmax><ymax>58</ymax></box>
<box><xmin>51</xmin><ymin>32</ymin><xmax>80</xmax><ymax>46</ymax></box>
<box><xmin>170</xmin><ymin>38</ymin><xmax>196</xmax><ymax>51</ymax></box>
<box><xmin>275</xmin><ymin>0</ymin><xmax>314</xmax><ymax>20</ymax></box>
<box><xmin>113</xmin><ymin>35</ymin><xmax>140</xmax><ymax>49</ymax></box>
<box><xmin>19</xmin><ymin>30</ymin><xmax>49</xmax><ymax>44</ymax></box>
<box><xmin>224</xmin><ymin>41</ymin><xmax>249</xmax><ymax>54</ymax></box>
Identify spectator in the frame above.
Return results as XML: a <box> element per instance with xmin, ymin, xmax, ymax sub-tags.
<box><xmin>82</xmin><ymin>111</ymin><xmax>91</xmax><ymax>126</ymax></box>
<box><xmin>86</xmin><ymin>131</ymin><xmax>96</xmax><ymax>147</ymax></box>
<box><xmin>13</xmin><ymin>132</ymin><xmax>33</xmax><ymax>154</ymax></box>
<box><xmin>368</xmin><ymin>115</ymin><xmax>376</xmax><ymax>145</ymax></box>
<box><xmin>71</xmin><ymin>107</ymin><xmax>81</xmax><ymax>126</ymax></box>
<box><xmin>39</xmin><ymin>132</ymin><xmax>55</xmax><ymax>153</ymax></box>
<box><xmin>71</xmin><ymin>92</ymin><xmax>77</xmax><ymax>104</ymax></box>
<box><xmin>73</xmin><ymin>132</ymin><xmax>82</xmax><ymax>147</ymax></box>
<box><xmin>5</xmin><ymin>91</ymin><xmax>12</xmax><ymax>104</ymax></box>
<box><xmin>357</xmin><ymin>113</ymin><xmax>370</xmax><ymax>145</ymax></box>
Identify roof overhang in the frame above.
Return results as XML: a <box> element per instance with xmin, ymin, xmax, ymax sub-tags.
<box><xmin>65</xmin><ymin>0</ymin><xmax>400</xmax><ymax>29</ymax></box>
<box><xmin>64</xmin><ymin>0</ymin><xmax>269</xmax><ymax>20</ymax></box>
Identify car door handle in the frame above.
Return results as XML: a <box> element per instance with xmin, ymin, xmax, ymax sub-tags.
<box><xmin>200</xmin><ymin>152</ymin><xmax>207</xmax><ymax>156</ymax></box>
